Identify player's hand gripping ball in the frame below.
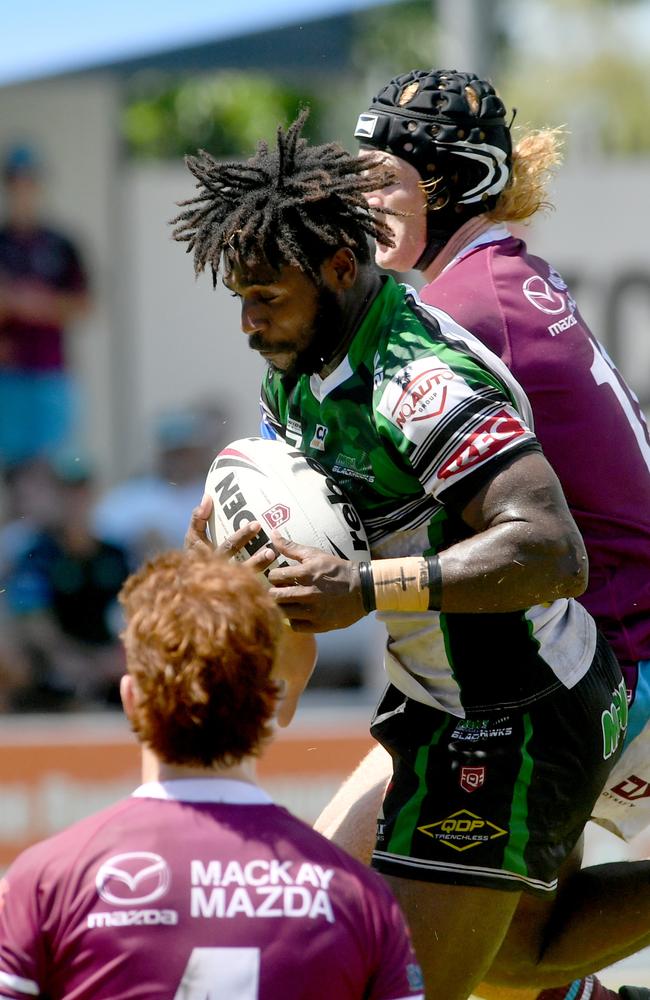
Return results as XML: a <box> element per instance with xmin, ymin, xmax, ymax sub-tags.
<box><xmin>204</xmin><ymin>437</ymin><xmax>369</xmax><ymax>570</ymax></box>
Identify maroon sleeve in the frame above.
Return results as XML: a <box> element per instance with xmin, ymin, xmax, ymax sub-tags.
<box><xmin>361</xmin><ymin>874</ymin><xmax>424</xmax><ymax>1000</ymax></box>
<box><xmin>0</xmin><ymin>851</ymin><xmax>49</xmax><ymax>998</ymax></box>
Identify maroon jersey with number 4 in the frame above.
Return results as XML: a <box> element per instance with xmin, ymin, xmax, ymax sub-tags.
<box><xmin>421</xmin><ymin>227</ymin><xmax>650</xmax><ymax>689</ymax></box>
<box><xmin>0</xmin><ymin>780</ymin><xmax>423</xmax><ymax>1000</ymax></box>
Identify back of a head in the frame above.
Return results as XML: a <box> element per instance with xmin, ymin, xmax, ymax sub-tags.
<box><xmin>355</xmin><ymin>69</ymin><xmax>512</xmax><ymax>228</ymax></box>
<box><xmin>119</xmin><ymin>548</ymin><xmax>282</xmax><ymax>768</ymax></box>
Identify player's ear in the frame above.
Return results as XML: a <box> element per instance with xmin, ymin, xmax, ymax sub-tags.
<box><xmin>322</xmin><ymin>247</ymin><xmax>357</xmax><ymax>290</ymax></box>
<box><xmin>120</xmin><ymin>673</ymin><xmax>136</xmax><ymax>719</ymax></box>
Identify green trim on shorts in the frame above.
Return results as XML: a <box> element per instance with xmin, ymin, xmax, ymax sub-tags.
<box><xmin>503</xmin><ymin>712</ymin><xmax>533</xmax><ymax>875</ymax></box>
<box><xmin>439</xmin><ymin>612</ymin><xmax>454</xmax><ymax>675</ymax></box>
<box><xmin>386</xmin><ymin>715</ymin><xmax>449</xmax><ymax>857</ymax></box>
<box><xmin>525</xmin><ymin>613</ymin><xmax>541</xmax><ymax>651</ymax></box>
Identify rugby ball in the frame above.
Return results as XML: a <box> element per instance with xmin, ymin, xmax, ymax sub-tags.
<box><xmin>205</xmin><ymin>436</ymin><xmax>370</xmax><ymax>570</ymax></box>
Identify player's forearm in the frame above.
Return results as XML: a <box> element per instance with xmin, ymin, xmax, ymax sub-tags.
<box><xmin>358</xmin><ymin>523</ymin><xmax>587</xmax><ymax>616</ymax></box>
<box><xmin>436</xmin><ymin>519</ymin><xmax>588</xmax><ymax>613</ymax></box>
<box><xmin>272</xmin><ymin>627</ymin><xmax>317</xmax><ymax>727</ymax></box>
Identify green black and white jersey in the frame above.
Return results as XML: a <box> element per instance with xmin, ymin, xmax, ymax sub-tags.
<box><xmin>260</xmin><ymin>277</ymin><xmax>596</xmax><ymax>717</ymax></box>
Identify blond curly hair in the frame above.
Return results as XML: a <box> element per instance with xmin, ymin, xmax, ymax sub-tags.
<box><xmin>488</xmin><ymin>127</ymin><xmax>565</xmax><ymax>224</ymax></box>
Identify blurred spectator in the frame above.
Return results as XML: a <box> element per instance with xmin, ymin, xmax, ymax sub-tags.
<box><xmin>0</xmin><ymin>143</ymin><xmax>91</xmax><ymax>470</ymax></box>
<box><xmin>0</xmin><ymin>594</ymin><xmax>33</xmax><ymax>711</ymax></box>
<box><xmin>93</xmin><ymin>401</ymin><xmax>229</xmax><ymax>566</ymax></box>
<box><xmin>4</xmin><ymin>455</ymin><xmax>129</xmax><ymax>711</ymax></box>
<box><xmin>0</xmin><ymin>457</ymin><xmax>62</xmax><ymax>708</ymax></box>
<box><xmin>0</xmin><ymin>456</ymin><xmax>62</xmax><ymax>573</ymax></box>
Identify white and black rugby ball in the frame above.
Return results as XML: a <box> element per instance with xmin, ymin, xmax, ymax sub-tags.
<box><xmin>205</xmin><ymin>436</ymin><xmax>369</xmax><ymax>570</ymax></box>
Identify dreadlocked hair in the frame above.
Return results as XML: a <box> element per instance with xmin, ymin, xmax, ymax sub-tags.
<box><xmin>171</xmin><ymin>108</ymin><xmax>397</xmax><ymax>284</ymax></box>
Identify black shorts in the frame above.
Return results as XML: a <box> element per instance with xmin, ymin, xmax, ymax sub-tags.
<box><xmin>370</xmin><ymin>633</ymin><xmax>625</xmax><ymax>895</ymax></box>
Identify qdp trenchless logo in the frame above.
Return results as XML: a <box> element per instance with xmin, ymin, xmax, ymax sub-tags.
<box><xmin>418</xmin><ymin>809</ymin><xmax>506</xmax><ymax>852</ymax></box>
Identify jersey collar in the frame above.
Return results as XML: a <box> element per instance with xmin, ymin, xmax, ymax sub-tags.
<box><xmin>132</xmin><ymin>779</ymin><xmax>274</xmax><ymax>805</ymax></box>
<box><xmin>442</xmin><ymin>221</ymin><xmax>511</xmax><ymax>274</ymax></box>
<box><xmin>308</xmin><ymin>275</ymin><xmax>402</xmax><ymax>399</ymax></box>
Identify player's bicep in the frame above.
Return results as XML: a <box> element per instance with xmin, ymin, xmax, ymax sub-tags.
<box><xmin>459</xmin><ymin>449</ymin><xmax>578</xmax><ymax>537</ymax></box>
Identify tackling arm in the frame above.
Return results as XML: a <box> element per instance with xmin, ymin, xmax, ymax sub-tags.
<box><xmin>438</xmin><ymin>449</ymin><xmax>588</xmax><ymax>612</ymax></box>
<box><xmin>267</xmin><ymin>450</ymin><xmax>588</xmax><ymax>630</ymax></box>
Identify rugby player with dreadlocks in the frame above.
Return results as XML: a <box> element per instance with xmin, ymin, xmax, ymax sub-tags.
<box><xmin>174</xmin><ymin>112</ymin><xmax>629</xmax><ymax>1000</ymax></box>
<box><xmin>314</xmin><ymin>71</ymin><xmax>650</xmax><ymax>1000</ymax></box>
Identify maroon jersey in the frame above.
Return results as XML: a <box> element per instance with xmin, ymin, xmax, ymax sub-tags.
<box><xmin>0</xmin><ymin>225</ymin><xmax>88</xmax><ymax>371</ymax></box>
<box><xmin>0</xmin><ymin>780</ymin><xmax>423</xmax><ymax>1000</ymax></box>
<box><xmin>421</xmin><ymin>227</ymin><xmax>650</xmax><ymax>687</ymax></box>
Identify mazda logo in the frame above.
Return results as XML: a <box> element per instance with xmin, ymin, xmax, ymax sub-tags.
<box><xmin>522</xmin><ymin>276</ymin><xmax>566</xmax><ymax>315</ymax></box>
<box><xmin>96</xmin><ymin>852</ymin><xmax>170</xmax><ymax>906</ymax></box>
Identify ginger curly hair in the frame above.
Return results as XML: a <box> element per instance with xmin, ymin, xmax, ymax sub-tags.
<box><xmin>119</xmin><ymin>548</ymin><xmax>282</xmax><ymax>768</ymax></box>
<box><xmin>488</xmin><ymin>127</ymin><xmax>565</xmax><ymax>224</ymax></box>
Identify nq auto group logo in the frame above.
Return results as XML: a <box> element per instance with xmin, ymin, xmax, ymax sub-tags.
<box><xmin>96</xmin><ymin>852</ymin><xmax>171</xmax><ymax>905</ymax></box>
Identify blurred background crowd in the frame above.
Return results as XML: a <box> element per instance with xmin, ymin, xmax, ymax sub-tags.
<box><xmin>0</xmin><ymin>0</ymin><xmax>648</xmax><ymax>713</ymax></box>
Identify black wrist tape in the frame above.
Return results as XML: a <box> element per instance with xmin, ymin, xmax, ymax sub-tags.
<box><xmin>425</xmin><ymin>555</ymin><xmax>442</xmax><ymax>610</ymax></box>
<box><xmin>358</xmin><ymin>561</ymin><xmax>377</xmax><ymax>613</ymax></box>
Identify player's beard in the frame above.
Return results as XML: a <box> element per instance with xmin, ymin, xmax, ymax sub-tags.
<box><xmin>295</xmin><ymin>283</ymin><xmax>347</xmax><ymax>376</ymax></box>
<box><xmin>251</xmin><ymin>285</ymin><xmax>346</xmax><ymax>379</ymax></box>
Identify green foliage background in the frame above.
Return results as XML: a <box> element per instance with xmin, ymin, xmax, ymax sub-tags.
<box><xmin>121</xmin><ymin>0</ymin><xmax>650</xmax><ymax>159</ymax></box>
<box><xmin>123</xmin><ymin>71</ymin><xmax>323</xmax><ymax>160</ymax></box>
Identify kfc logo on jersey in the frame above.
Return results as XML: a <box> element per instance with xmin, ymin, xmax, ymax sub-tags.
<box><xmin>609</xmin><ymin>774</ymin><xmax>650</xmax><ymax>801</ymax></box>
<box><xmin>438</xmin><ymin>409</ymin><xmax>526</xmax><ymax>481</ymax></box>
<box><xmin>96</xmin><ymin>852</ymin><xmax>170</xmax><ymax>906</ymax></box>
<box><xmin>460</xmin><ymin>766</ymin><xmax>486</xmax><ymax>793</ymax></box>
<box><xmin>522</xmin><ymin>276</ymin><xmax>566</xmax><ymax>315</ymax></box>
